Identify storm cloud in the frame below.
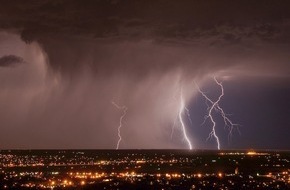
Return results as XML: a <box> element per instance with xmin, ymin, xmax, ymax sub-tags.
<box><xmin>0</xmin><ymin>55</ymin><xmax>24</xmax><ymax>67</ymax></box>
<box><xmin>0</xmin><ymin>0</ymin><xmax>290</xmax><ymax>149</ymax></box>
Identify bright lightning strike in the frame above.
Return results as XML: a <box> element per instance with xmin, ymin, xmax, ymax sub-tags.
<box><xmin>195</xmin><ymin>77</ymin><xmax>239</xmax><ymax>150</ymax></box>
<box><xmin>178</xmin><ymin>92</ymin><xmax>193</xmax><ymax>150</ymax></box>
<box><xmin>112</xmin><ymin>101</ymin><xmax>128</xmax><ymax>150</ymax></box>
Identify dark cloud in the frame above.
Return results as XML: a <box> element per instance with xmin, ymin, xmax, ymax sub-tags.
<box><xmin>0</xmin><ymin>0</ymin><xmax>289</xmax><ymax>41</ymax></box>
<box><xmin>0</xmin><ymin>0</ymin><xmax>290</xmax><ymax>75</ymax></box>
<box><xmin>0</xmin><ymin>55</ymin><xmax>24</xmax><ymax>67</ymax></box>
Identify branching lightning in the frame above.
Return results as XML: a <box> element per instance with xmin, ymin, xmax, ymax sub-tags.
<box><xmin>178</xmin><ymin>91</ymin><xmax>193</xmax><ymax>150</ymax></box>
<box><xmin>195</xmin><ymin>77</ymin><xmax>239</xmax><ymax>150</ymax></box>
<box><xmin>112</xmin><ymin>101</ymin><xmax>128</xmax><ymax>150</ymax></box>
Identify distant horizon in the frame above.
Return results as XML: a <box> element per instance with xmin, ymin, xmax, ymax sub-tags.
<box><xmin>1</xmin><ymin>148</ymin><xmax>290</xmax><ymax>152</ymax></box>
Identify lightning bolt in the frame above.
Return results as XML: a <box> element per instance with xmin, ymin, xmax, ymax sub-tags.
<box><xmin>112</xmin><ymin>101</ymin><xmax>128</xmax><ymax>150</ymax></box>
<box><xmin>184</xmin><ymin>106</ymin><xmax>193</xmax><ymax>125</ymax></box>
<box><xmin>170</xmin><ymin>113</ymin><xmax>179</xmax><ymax>139</ymax></box>
<box><xmin>195</xmin><ymin>77</ymin><xmax>239</xmax><ymax>150</ymax></box>
<box><xmin>170</xmin><ymin>88</ymin><xmax>182</xmax><ymax>140</ymax></box>
<box><xmin>178</xmin><ymin>91</ymin><xmax>193</xmax><ymax>150</ymax></box>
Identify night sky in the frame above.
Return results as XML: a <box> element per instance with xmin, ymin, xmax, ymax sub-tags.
<box><xmin>0</xmin><ymin>0</ymin><xmax>290</xmax><ymax>150</ymax></box>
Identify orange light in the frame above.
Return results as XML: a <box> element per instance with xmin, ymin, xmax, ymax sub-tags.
<box><xmin>247</xmin><ymin>151</ymin><xmax>257</xmax><ymax>155</ymax></box>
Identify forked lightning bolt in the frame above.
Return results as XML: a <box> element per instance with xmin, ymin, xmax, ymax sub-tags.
<box><xmin>112</xmin><ymin>101</ymin><xmax>128</xmax><ymax>150</ymax></box>
<box><xmin>179</xmin><ymin>92</ymin><xmax>193</xmax><ymax>150</ymax></box>
<box><xmin>195</xmin><ymin>77</ymin><xmax>239</xmax><ymax>150</ymax></box>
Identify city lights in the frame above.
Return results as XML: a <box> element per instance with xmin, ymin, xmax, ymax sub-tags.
<box><xmin>0</xmin><ymin>150</ymin><xmax>289</xmax><ymax>189</ymax></box>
